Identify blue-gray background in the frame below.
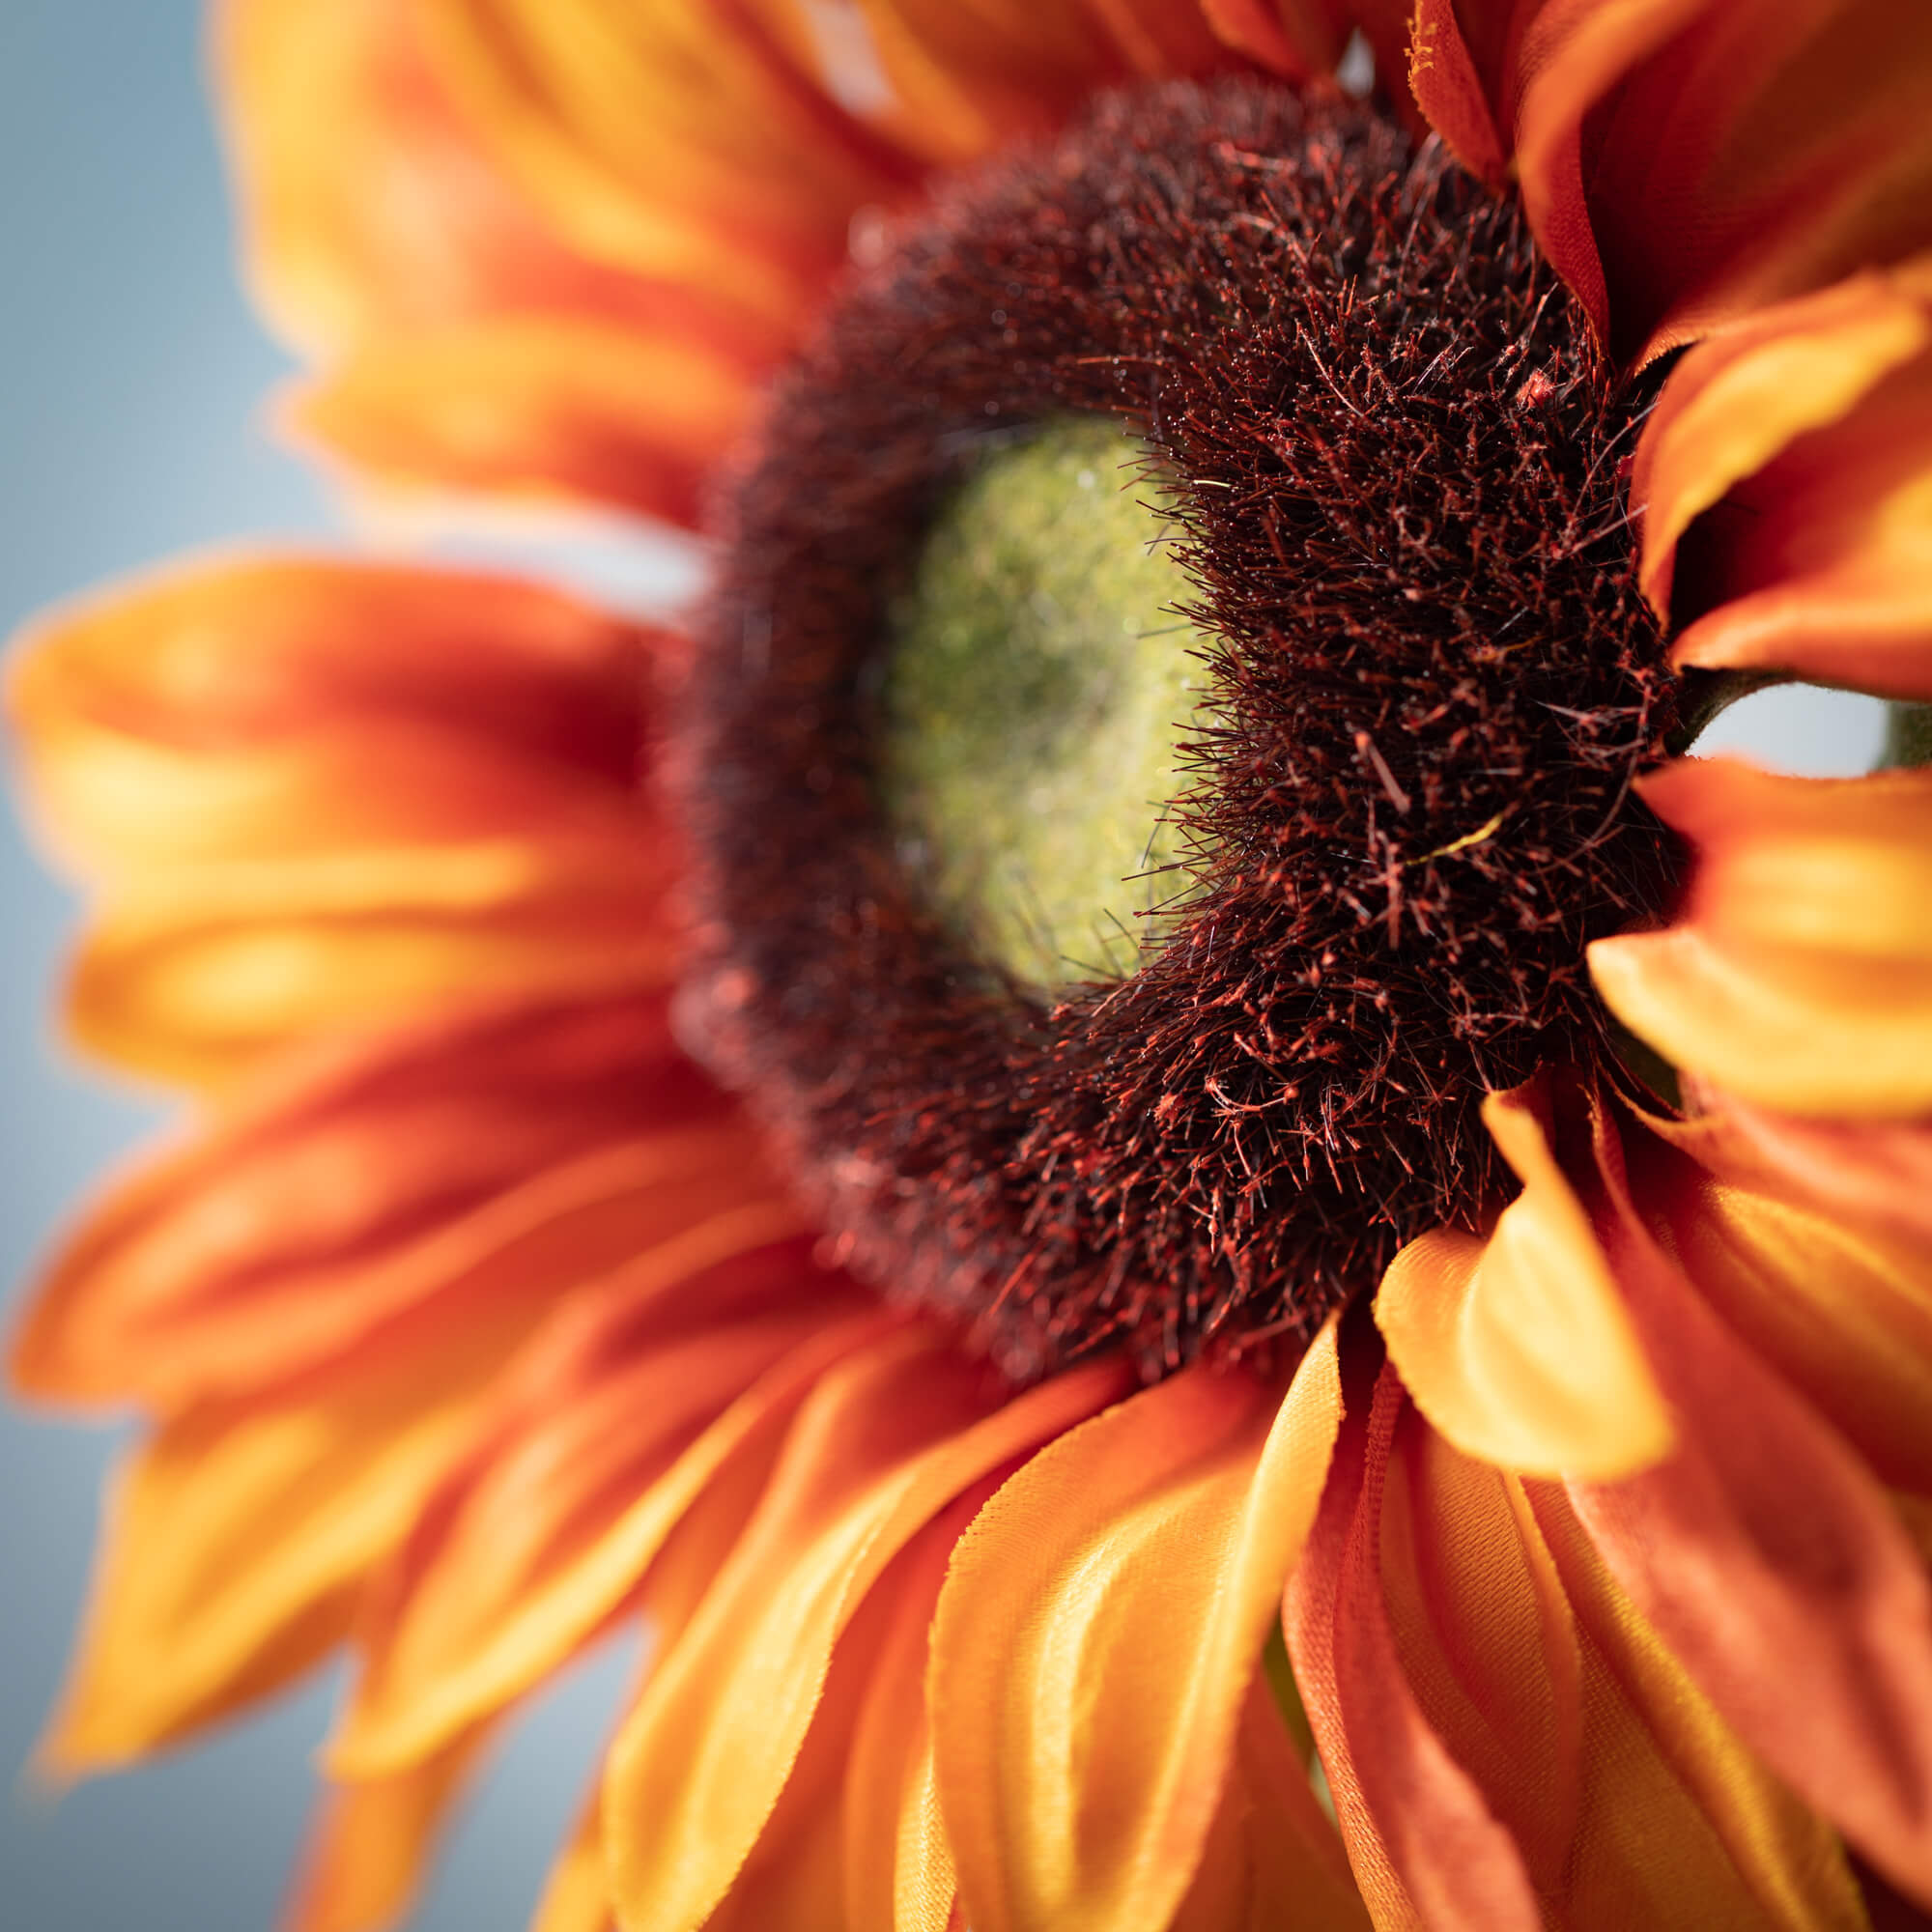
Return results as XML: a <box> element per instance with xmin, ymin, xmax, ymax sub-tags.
<box><xmin>0</xmin><ymin>4</ymin><xmax>1891</xmax><ymax>1928</ymax></box>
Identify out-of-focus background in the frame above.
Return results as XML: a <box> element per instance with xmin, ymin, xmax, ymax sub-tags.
<box><xmin>0</xmin><ymin>3</ymin><xmax>1893</xmax><ymax>1928</ymax></box>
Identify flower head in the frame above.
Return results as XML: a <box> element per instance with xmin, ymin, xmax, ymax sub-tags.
<box><xmin>13</xmin><ymin>3</ymin><xmax>1932</xmax><ymax>1929</ymax></box>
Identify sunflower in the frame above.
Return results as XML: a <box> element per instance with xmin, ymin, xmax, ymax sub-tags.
<box><xmin>12</xmin><ymin>2</ymin><xmax>1932</xmax><ymax>1929</ymax></box>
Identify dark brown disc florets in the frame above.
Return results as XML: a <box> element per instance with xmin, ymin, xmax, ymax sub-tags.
<box><xmin>671</xmin><ymin>78</ymin><xmax>1683</xmax><ymax>1384</ymax></box>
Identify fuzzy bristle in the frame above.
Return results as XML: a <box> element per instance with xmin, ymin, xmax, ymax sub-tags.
<box><xmin>672</xmin><ymin>78</ymin><xmax>1681</xmax><ymax>1384</ymax></box>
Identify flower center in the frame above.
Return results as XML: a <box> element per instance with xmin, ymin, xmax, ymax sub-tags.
<box><xmin>881</xmin><ymin>418</ymin><xmax>1212</xmax><ymax>989</ymax></box>
<box><xmin>673</xmin><ymin>78</ymin><xmax>1682</xmax><ymax>1383</ymax></box>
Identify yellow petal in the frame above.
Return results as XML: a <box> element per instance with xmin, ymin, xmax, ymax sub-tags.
<box><xmin>929</xmin><ymin>1324</ymin><xmax>1343</xmax><ymax>1932</ymax></box>
<box><xmin>602</xmin><ymin>1330</ymin><xmax>1130</xmax><ymax>1932</ymax></box>
<box><xmin>1376</xmin><ymin>1082</ymin><xmax>1673</xmax><ymax>1480</ymax></box>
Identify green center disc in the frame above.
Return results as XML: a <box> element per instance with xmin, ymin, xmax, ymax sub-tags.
<box><xmin>880</xmin><ymin>417</ymin><xmax>1215</xmax><ymax>992</ymax></box>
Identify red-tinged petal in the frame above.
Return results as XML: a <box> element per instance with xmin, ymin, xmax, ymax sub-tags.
<box><xmin>1167</xmin><ymin>1677</ymin><xmax>1368</xmax><ymax>1932</ymax></box>
<box><xmin>1653</xmin><ymin>289</ymin><xmax>1932</xmax><ymax>699</ymax></box>
<box><xmin>219</xmin><ymin>0</ymin><xmax>786</xmax><ymax>367</ymax></box>
<box><xmin>1591</xmin><ymin>759</ymin><xmax>1932</xmax><ymax>1116</ymax></box>
<box><xmin>1406</xmin><ymin>0</ymin><xmax>1508</xmax><ymax>181</ymax></box>
<box><xmin>602</xmin><ymin>1330</ymin><xmax>1131</xmax><ymax>1932</ymax></box>
<box><xmin>1199</xmin><ymin>0</ymin><xmax>1341</xmax><ymax>79</ymax></box>
<box><xmin>1525</xmin><ymin>1485</ymin><xmax>1867</xmax><ymax>1929</ymax></box>
<box><xmin>65</xmin><ymin>835</ymin><xmax>670</xmax><ymax>1088</ymax></box>
<box><xmin>1568</xmin><ymin>1094</ymin><xmax>1932</xmax><ymax>1903</ymax></box>
<box><xmin>1664</xmin><ymin>1081</ymin><xmax>1932</xmax><ymax>1250</ymax></box>
<box><xmin>1284</xmin><ymin>1354</ymin><xmax>1544</xmax><ymax>1932</ymax></box>
<box><xmin>1627</xmin><ymin>1125</ymin><xmax>1932</xmax><ymax>1497</ymax></box>
<box><xmin>1376</xmin><ymin>1079</ymin><xmax>1672</xmax><ymax>1480</ymax></box>
<box><xmin>40</xmin><ymin>1273</ymin><xmax>549</xmax><ymax>1771</ymax></box>
<box><xmin>416</xmin><ymin>0</ymin><xmax>921</xmax><ymax>321</ymax></box>
<box><xmin>281</xmin><ymin>1728</ymin><xmax>492</xmax><ymax>1932</ymax></box>
<box><xmin>10</xmin><ymin>557</ymin><xmax>655</xmax><ymax>876</ymax></box>
<box><xmin>1507</xmin><ymin>0</ymin><xmax>1932</xmax><ymax>364</ymax></box>
<box><xmin>288</xmin><ymin>317</ymin><xmax>756</xmax><ymax>526</ymax></box>
<box><xmin>334</xmin><ymin>1287</ymin><xmax>890</xmax><ymax>1776</ymax></box>
<box><xmin>930</xmin><ymin>1323</ymin><xmax>1341</xmax><ymax>1932</ymax></box>
<box><xmin>1632</xmin><ymin>266</ymin><xmax>1932</xmax><ymax>618</ymax></box>
<box><xmin>8</xmin><ymin>996</ymin><xmax>762</xmax><ymax>1406</ymax></box>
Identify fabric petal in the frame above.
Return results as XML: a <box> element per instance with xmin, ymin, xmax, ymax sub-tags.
<box><xmin>1406</xmin><ymin>0</ymin><xmax>1507</xmax><ymax>181</ymax></box>
<box><xmin>10</xmin><ymin>997</ymin><xmax>770</xmax><ymax>1406</ymax></box>
<box><xmin>1632</xmin><ymin>267</ymin><xmax>1932</xmax><ymax>696</ymax></box>
<box><xmin>602</xmin><ymin>1330</ymin><xmax>1131</xmax><ymax>1932</ymax></box>
<box><xmin>415</xmin><ymin>0</ymin><xmax>920</xmax><ymax>321</ymax></box>
<box><xmin>929</xmin><ymin>1324</ymin><xmax>1341</xmax><ymax>1932</ymax></box>
<box><xmin>39</xmin><ymin>1278</ymin><xmax>544</xmax><ymax>1770</ymax></box>
<box><xmin>8</xmin><ymin>558</ymin><xmax>670</xmax><ymax>1087</ymax></box>
<box><xmin>289</xmin><ymin>317</ymin><xmax>755</xmax><ymax>526</ymax></box>
<box><xmin>1568</xmin><ymin>1091</ymin><xmax>1932</xmax><ymax>1903</ymax></box>
<box><xmin>1592</xmin><ymin>758</ymin><xmax>1932</xmax><ymax>1116</ymax></box>
<box><xmin>1376</xmin><ymin>1078</ymin><xmax>1672</xmax><ymax>1479</ymax></box>
<box><xmin>1506</xmin><ymin>0</ymin><xmax>1932</xmax><ymax>364</ymax></box>
<box><xmin>1284</xmin><ymin>1351</ymin><xmax>1545</xmax><ymax>1932</ymax></box>
<box><xmin>1663</xmin><ymin>1082</ymin><xmax>1932</xmax><ymax>1250</ymax></box>
<box><xmin>333</xmin><ymin>1285</ymin><xmax>889</xmax><ymax>1776</ymax></box>
<box><xmin>282</xmin><ymin>1729</ymin><xmax>493</xmax><ymax>1932</ymax></box>
<box><xmin>1626</xmin><ymin>1125</ymin><xmax>1932</xmax><ymax>1497</ymax></box>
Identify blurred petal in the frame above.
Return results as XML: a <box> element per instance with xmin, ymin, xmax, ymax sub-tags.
<box><xmin>1570</xmin><ymin>1093</ymin><xmax>1932</xmax><ymax>1903</ymax></box>
<box><xmin>1592</xmin><ymin>759</ymin><xmax>1932</xmax><ymax>1115</ymax></box>
<box><xmin>1508</xmin><ymin>0</ymin><xmax>1932</xmax><ymax>363</ymax></box>
<box><xmin>8</xmin><ymin>558</ymin><xmax>671</xmax><ymax>1087</ymax></box>
<box><xmin>1663</xmin><ymin>1082</ymin><xmax>1932</xmax><ymax>1249</ymax></box>
<box><xmin>415</xmin><ymin>0</ymin><xmax>921</xmax><ymax>320</ymax></box>
<box><xmin>1627</xmin><ymin>1126</ymin><xmax>1932</xmax><ymax>1496</ymax></box>
<box><xmin>1199</xmin><ymin>0</ymin><xmax>1340</xmax><ymax>78</ymax></box>
<box><xmin>290</xmin><ymin>317</ymin><xmax>755</xmax><ymax>525</ymax></box>
<box><xmin>930</xmin><ymin>1323</ymin><xmax>1341</xmax><ymax>1932</ymax></box>
<box><xmin>1632</xmin><ymin>268</ymin><xmax>1932</xmax><ymax>696</ymax></box>
<box><xmin>334</xmin><ymin>1282</ymin><xmax>888</xmax><ymax>1776</ymax></box>
<box><xmin>14</xmin><ymin>1000</ymin><xmax>774</xmax><ymax>1406</ymax></box>
<box><xmin>41</xmin><ymin>1277</ymin><xmax>544</xmax><ymax>1769</ymax></box>
<box><xmin>1376</xmin><ymin>1079</ymin><xmax>1672</xmax><ymax>1479</ymax></box>
<box><xmin>1284</xmin><ymin>1354</ymin><xmax>1544</xmax><ymax>1932</ymax></box>
<box><xmin>602</xmin><ymin>1331</ymin><xmax>1130</xmax><ymax>1932</ymax></box>
<box><xmin>282</xmin><ymin>1729</ymin><xmax>493</xmax><ymax>1932</ymax></box>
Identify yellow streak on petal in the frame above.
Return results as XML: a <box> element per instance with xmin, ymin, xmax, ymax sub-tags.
<box><xmin>1376</xmin><ymin>1086</ymin><xmax>1673</xmax><ymax>1480</ymax></box>
<box><xmin>930</xmin><ymin>1324</ymin><xmax>1350</xmax><ymax>1932</ymax></box>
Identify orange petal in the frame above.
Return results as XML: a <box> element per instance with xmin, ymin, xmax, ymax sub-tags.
<box><xmin>1508</xmin><ymin>0</ymin><xmax>1932</xmax><ymax>364</ymax></box>
<box><xmin>1592</xmin><ymin>757</ymin><xmax>1932</xmax><ymax>1115</ymax></box>
<box><xmin>14</xmin><ymin>1007</ymin><xmax>777</xmax><ymax>1406</ymax></box>
<box><xmin>843</xmin><ymin>1498</ymin><xmax>967</xmax><ymax>1932</ymax></box>
<box><xmin>282</xmin><ymin>1728</ymin><xmax>493</xmax><ymax>1932</ymax></box>
<box><xmin>930</xmin><ymin>1326</ymin><xmax>1342</xmax><ymax>1932</ymax></box>
<box><xmin>1199</xmin><ymin>0</ymin><xmax>1340</xmax><ymax>79</ymax></box>
<box><xmin>40</xmin><ymin>1271</ymin><xmax>546</xmax><ymax>1771</ymax></box>
<box><xmin>333</xmin><ymin>1286</ymin><xmax>889</xmax><ymax>1776</ymax></box>
<box><xmin>415</xmin><ymin>0</ymin><xmax>920</xmax><ymax>322</ymax></box>
<box><xmin>219</xmin><ymin>0</ymin><xmax>784</xmax><ymax>363</ymax></box>
<box><xmin>1406</xmin><ymin>0</ymin><xmax>1507</xmax><ymax>182</ymax></box>
<box><xmin>532</xmin><ymin>1794</ymin><xmax>615</xmax><ymax>1932</ymax></box>
<box><xmin>289</xmin><ymin>316</ymin><xmax>755</xmax><ymax>526</ymax></box>
<box><xmin>602</xmin><ymin>1329</ymin><xmax>1131</xmax><ymax>1932</ymax></box>
<box><xmin>1628</xmin><ymin>264</ymin><xmax>1932</xmax><ymax>697</ymax></box>
<box><xmin>1569</xmin><ymin>1093</ymin><xmax>1932</xmax><ymax>1904</ymax></box>
<box><xmin>1626</xmin><ymin>1124</ymin><xmax>1932</xmax><ymax>1497</ymax></box>
<box><xmin>1283</xmin><ymin>1354</ymin><xmax>1545</xmax><ymax>1932</ymax></box>
<box><xmin>10</xmin><ymin>557</ymin><xmax>656</xmax><ymax>876</ymax></box>
<box><xmin>1167</xmin><ymin>1676</ymin><xmax>1369</xmax><ymax>1932</ymax></box>
<box><xmin>1524</xmin><ymin>1484</ymin><xmax>1868</xmax><ymax>1929</ymax></box>
<box><xmin>1663</xmin><ymin>1081</ymin><xmax>1932</xmax><ymax>1250</ymax></box>
<box><xmin>1376</xmin><ymin>1078</ymin><xmax>1672</xmax><ymax>1479</ymax></box>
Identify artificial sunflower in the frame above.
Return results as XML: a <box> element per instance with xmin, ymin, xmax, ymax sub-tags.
<box><xmin>12</xmin><ymin>1</ymin><xmax>1932</xmax><ymax>1929</ymax></box>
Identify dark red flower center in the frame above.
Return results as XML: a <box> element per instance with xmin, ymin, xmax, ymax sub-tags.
<box><xmin>671</xmin><ymin>78</ymin><xmax>1682</xmax><ymax>1384</ymax></box>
